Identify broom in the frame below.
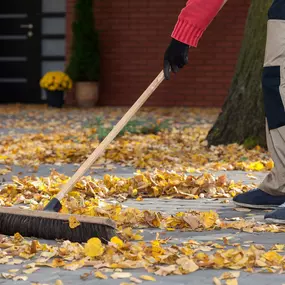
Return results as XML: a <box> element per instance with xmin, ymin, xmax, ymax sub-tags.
<box><xmin>0</xmin><ymin>70</ymin><xmax>165</xmax><ymax>243</ymax></box>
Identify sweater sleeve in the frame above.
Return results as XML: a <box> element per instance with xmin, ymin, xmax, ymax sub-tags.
<box><xmin>171</xmin><ymin>0</ymin><xmax>226</xmax><ymax>47</ymax></box>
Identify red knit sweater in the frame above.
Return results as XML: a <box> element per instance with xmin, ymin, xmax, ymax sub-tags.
<box><xmin>172</xmin><ymin>0</ymin><xmax>226</xmax><ymax>47</ymax></box>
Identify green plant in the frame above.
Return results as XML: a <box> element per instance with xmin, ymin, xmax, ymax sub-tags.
<box><xmin>86</xmin><ymin>117</ymin><xmax>170</xmax><ymax>141</ymax></box>
<box><xmin>66</xmin><ymin>0</ymin><xmax>100</xmax><ymax>82</ymax></box>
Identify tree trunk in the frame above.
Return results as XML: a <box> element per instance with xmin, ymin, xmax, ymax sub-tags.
<box><xmin>207</xmin><ymin>0</ymin><xmax>272</xmax><ymax>148</ymax></box>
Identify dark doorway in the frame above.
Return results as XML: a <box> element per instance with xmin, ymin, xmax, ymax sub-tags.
<box><xmin>0</xmin><ymin>0</ymin><xmax>42</xmax><ymax>103</ymax></box>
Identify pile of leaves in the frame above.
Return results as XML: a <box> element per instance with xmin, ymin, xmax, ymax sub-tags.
<box><xmin>1</xmin><ymin>170</ymin><xmax>285</xmax><ymax>234</ymax></box>
<box><xmin>0</xmin><ymin>170</ymin><xmax>252</xmax><ymax>207</ymax></box>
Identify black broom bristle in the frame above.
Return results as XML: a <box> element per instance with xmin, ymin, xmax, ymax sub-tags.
<box><xmin>0</xmin><ymin>211</ymin><xmax>117</xmax><ymax>244</ymax></box>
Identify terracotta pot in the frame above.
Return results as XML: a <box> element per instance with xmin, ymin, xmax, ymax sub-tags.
<box><xmin>75</xmin><ymin>82</ymin><xmax>99</xmax><ymax>108</ymax></box>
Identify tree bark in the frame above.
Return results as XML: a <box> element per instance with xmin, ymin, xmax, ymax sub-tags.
<box><xmin>207</xmin><ymin>0</ymin><xmax>272</xmax><ymax>148</ymax></box>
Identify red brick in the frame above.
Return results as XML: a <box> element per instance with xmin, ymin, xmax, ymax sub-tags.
<box><xmin>65</xmin><ymin>0</ymin><xmax>250</xmax><ymax>107</ymax></box>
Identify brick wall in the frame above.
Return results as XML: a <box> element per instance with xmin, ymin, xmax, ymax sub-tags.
<box><xmin>66</xmin><ymin>0</ymin><xmax>250</xmax><ymax>107</ymax></box>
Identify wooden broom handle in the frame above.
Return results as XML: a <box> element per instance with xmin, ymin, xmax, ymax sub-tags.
<box><xmin>56</xmin><ymin>70</ymin><xmax>165</xmax><ymax>201</ymax></box>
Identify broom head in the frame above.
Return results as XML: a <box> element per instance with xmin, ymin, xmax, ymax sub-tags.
<box><xmin>0</xmin><ymin>207</ymin><xmax>116</xmax><ymax>243</ymax></box>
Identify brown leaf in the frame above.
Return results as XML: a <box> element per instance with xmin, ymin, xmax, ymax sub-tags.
<box><xmin>155</xmin><ymin>265</ymin><xmax>177</xmax><ymax>276</ymax></box>
<box><xmin>183</xmin><ymin>214</ymin><xmax>200</xmax><ymax>229</ymax></box>
<box><xmin>176</xmin><ymin>257</ymin><xmax>199</xmax><ymax>273</ymax></box>
<box><xmin>80</xmin><ymin>272</ymin><xmax>91</xmax><ymax>280</ymax></box>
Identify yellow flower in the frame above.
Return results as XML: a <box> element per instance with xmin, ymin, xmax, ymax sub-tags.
<box><xmin>40</xmin><ymin>71</ymin><xmax>73</xmax><ymax>91</ymax></box>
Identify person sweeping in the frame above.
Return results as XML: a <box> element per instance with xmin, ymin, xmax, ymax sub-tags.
<box><xmin>164</xmin><ymin>0</ymin><xmax>285</xmax><ymax>223</ymax></box>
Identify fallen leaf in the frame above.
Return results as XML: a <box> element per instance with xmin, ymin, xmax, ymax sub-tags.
<box><xmin>23</xmin><ymin>267</ymin><xmax>40</xmax><ymax>274</ymax></box>
<box><xmin>64</xmin><ymin>260</ymin><xmax>85</xmax><ymax>271</ymax></box>
<box><xmin>8</xmin><ymin>269</ymin><xmax>19</xmax><ymax>273</ymax></box>
<box><xmin>220</xmin><ymin>272</ymin><xmax>240</xmax><ymax>279</ymax></box>
<box><xmin>140</xmin><ymin>275</ymin><xmax>156</xmax><ymax>281</ymax></box>
<box><xmin>69</xmin><ymin>216</ymin><xmax>81</xmax><ymax>229</ymax></box>
<box><xmin>13</xmin><ymin>276</ymin><xmax>28</xmax><ymax>281</ymax></box>
<box><xmin>226</xmin><ymin>279</ymin><xmax>238</xmax><ymax>285</ymax></box>
<box><xmin>10</xmin><ymin>259</ymin><xmax>24</xmax><ymax>265</ymax></box>
<box><xmin>213</xmin><ymin>277</ymin><xmax>222</xmax><ymax>285</ymax></box>
<box><xmin>111</xmin><ymin>272</ymin><xmax>132</xmax><ymax>279</ymax></box>
<box><xmin>183</xmin><ymin>214</ymin><xmax>200</xmax><ymax>229</ymax></box>
<box><xmin>110</xmin><ymin>236</ymin><xmax>125</xmax><ymax>249</ymax></box>
<box><xmin>95</xmin><ymin>271</ymin><xmax>108</xmax><ymax>280</ymax></box>
<box><xmin>0</xmin><ymin>257</ymin><xmax>10</xmax><ymax>264</ymax></box>
<box><xmin>84</xmin><ymin>238</ymin><xmax>104</xmax><ymax>257</ymax></box>
<box><xmin>234</xmin><ymin>208</ymin><xmax>251</xmax><ymax>213</ymax></box>
<box><xmin>80</xmin><ymin>272</ymin><xmax>91</xmax><ymax>280</ymax></box>
<box><xmin>54</xmin><ymin>280</ymin><xmax>64</xmax><ymax>285</ymax></box>
<box><xmin>176</xmin><ymin>257</ymin><xmax>199</xmax><ymax>273</ymax></box>
<box><xmin>1</xmin><ymin>273</ymin><xmax>16</xmax><ymax>279</ymax></box>
<box><xmin>155</xmin><ymin>265</ymin><xmax>177</xmax><ymax>276</ymax></box>
<box><xmin>130</xmin><ymin>277</ymin><xmax>143</xmax><ymax>284</ymax></box>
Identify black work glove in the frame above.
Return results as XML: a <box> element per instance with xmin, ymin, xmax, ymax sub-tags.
<box><xmin>164</xmin><ymin>38</ymin><xmax>190</xmax><ymax>80</ymax></box>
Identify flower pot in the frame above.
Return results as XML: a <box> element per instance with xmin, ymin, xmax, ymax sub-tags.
<box><xmin>46</xmin><ymin>90</ymin><xmax>64</xmax><ymax>108</ymax></box>
<box><xmin>75</xmin><ymin>82</ymin><xmax>99</xmax><ymax>108</ymax></box>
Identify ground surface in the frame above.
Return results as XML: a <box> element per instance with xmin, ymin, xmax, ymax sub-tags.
<box><xmin>0</xmin><ymin>106</ymin><xmax>282</xmax><ymax>285</ymax></box>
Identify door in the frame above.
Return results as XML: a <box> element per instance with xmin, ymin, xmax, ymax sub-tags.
<box><xmin>0</xmin><ymin>0</ymin><xmax>41</xmax><ymax>103</ymax></box>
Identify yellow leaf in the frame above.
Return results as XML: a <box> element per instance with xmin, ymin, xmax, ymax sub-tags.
<box><xmin>266</xmin><ymin>160</ymin><xmax>274</xmax><ymax>169</ymax></box>
<box><xmin>213</xmin><ymin>277</ymin><xmax>222</xmax><ymax>285</ymax></box>
<box><xmin>84</xmin><ymin>238</ymin><xmax>104</xmax><ymax>257</ymax></box>
<box><xmin>133</xmin><ymin>234</ymin><xmax>144</xmax><ymax>241</ymax></box>
<box><xmin>8</xmin><ymin>269</ymin><xmax>19</xmax><ymax>273</ymax></box>
<box><xmin>54</xmin><ymin>280</ymin><xmax>64</xmax><ymax>285</ymax></box>
<box><xmin>200</xmin><ymin>211</ymin><xmax>218</xmax><ymax>229</ymax></box>
<box><xmin>140</xmin><ymin>275</ymin><xmax>156</xmax><ymax>281</ymax></box>
<box><xmin>110</xmin><ymin>236</ymin><xmax>125</xmax><ymax>249</ymax></box>
<box><xmin>263</xmin><ymin>251</ymin><xmax>283</xmax><ymax>265</ymax></box>
<box><xmin>95</xmin><ymin>271</ymin><xmax>108</xmax><ymax>280</ymax></box>
<box><xmin>249</xmin><ymin>161</ymin><xmax>264</xmax><ymax>171</ymax></box>
<box><xmin>19</xmin><ymin>252</ymin><xmax>35</xmax><ymax>259</ymax></box>
<box><xmin>226</xmin><ymin>279</ymin><xmax>238</xmax><ymax>285</ymax></box>
<box><xmin>14</xmin><ymin>232</ymin><xmax>24</xmax><ymax>242</ymax></box>
<box><xmin>68</xmin><ymin>216</ymin><xmax>81</xmax><ymax>229</ymax></box>
<box><xmin>23</xmin><ymin>267</ymin><xmax>40</xmax><ymax>274</ymax></box>
<box><xmin>51</xmin><ymin>258</ymin><xmax>65</xmax><ymax>268</ymax></box>
<box><xmin>63</xmin><ymin>260</ymin><xmax>85</xmax><ymax>271</ymax></box>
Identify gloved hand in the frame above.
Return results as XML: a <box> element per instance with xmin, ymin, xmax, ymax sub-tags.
<box><xmin>164</xmin><ymin>38</ymin><xmax>190</xmax><ymax>80</ymax></box>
